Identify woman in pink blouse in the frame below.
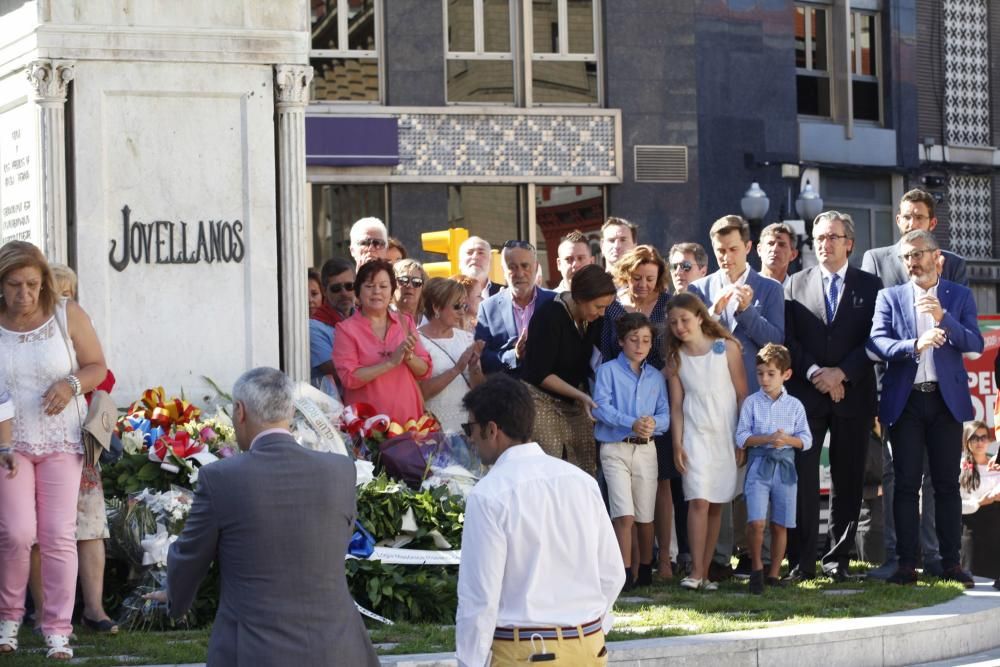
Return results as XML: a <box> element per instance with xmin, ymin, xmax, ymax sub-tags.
<box><xmin>334</xmin><ymin>259</ymin><xmax>432</xmax><ymax>423</ymax></box>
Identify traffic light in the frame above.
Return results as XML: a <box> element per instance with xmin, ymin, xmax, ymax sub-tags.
<box><xmin>421</xmin><ymin>227</ymin><xmax>469</xmax><ymax>278</ymax></box>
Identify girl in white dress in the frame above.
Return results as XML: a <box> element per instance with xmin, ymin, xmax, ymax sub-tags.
<box><xmin>664</xmin><ymin>292</ymin><xmax>747</xmax><ymax>591</ymax></box>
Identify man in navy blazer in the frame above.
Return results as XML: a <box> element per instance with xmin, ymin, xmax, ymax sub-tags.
<box><xmin>783</xmin><ymin>211</ymin><xmax>882</xmax><ymax>581</ymax></box>
<box><xmin>689</xmin><ymin>215</ymin><xmax>784</xmax><ymax>577</ymax></box>
<box><xmin>476</xmin><ymin>241</ymin><xmax>555</xmax><ymax>375</ymax></box>
<box><xmin>868</xmin><ymin>230</ymin><xmax>982</xmax><ymax>587</ymax></box>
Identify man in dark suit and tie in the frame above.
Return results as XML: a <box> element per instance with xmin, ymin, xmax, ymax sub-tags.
<box><xmin>784</xmin><ymin>211</ymin><xmax>882</xmax><ymax>581</ymax></box>
<box><xmin>861</xmin><ymin>188</ymin><xmax>968</xmax><ymax>580</ymax></box>
<box><xmin>156</xmin><ymin>367</ymin><xmax>379</xmax><ymax>666</ymax></box>
<box><xmin>476</xmin><ymin>240</ymin><xmax>555</xmax><ymax>375</ymax></box>
<box><xmin>868</xmin><ymin>230</ymin><xmax>982</xmax><ymax>587</ymax></box>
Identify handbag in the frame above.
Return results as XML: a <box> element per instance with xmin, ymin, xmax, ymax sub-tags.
<box><xmin>52</xmin><ymin>298</ymin><xmax>117</xmax><ymax>466</ymax></box>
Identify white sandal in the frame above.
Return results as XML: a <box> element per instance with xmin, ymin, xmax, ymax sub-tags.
<box><xmin>0</xmin><ymin>620</ymin><xmax>18</xmax><ymax>653</ymax></box>
<box><xmin>44</xmin><ymin>633</ymin><xmax>73</xmax><ymax>660</ymax></box>
<box><xmin>679</xmin><ymin>576</ymin><xmax>702</xmax><ymax>590</ymax></box>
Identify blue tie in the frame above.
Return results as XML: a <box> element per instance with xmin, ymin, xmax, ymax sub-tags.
<box><xmin>825</xmin><ymin>274</ymin><xmax>840</xmax><ymax>324</ymax></box>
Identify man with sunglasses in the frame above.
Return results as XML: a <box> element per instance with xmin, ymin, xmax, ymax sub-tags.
<box><xmin>861</xmin><ymin>188</ymin><xmax>968</xmax><ymax>581</ymax></box>
<box><xmin>868</xmin><ymin>230</ymin><xmax>981</xmax><ymax>587</ymax></box>
<box><xmin>456</xmin><ymin>375</ymin><xmax>624</xmax><ymax>667</ymax></box>
<box><xmin>349</xmin><ymin>217</ymin><xmax>389</xmax><ymax>269</ymax></box>
<box><xmin>475</xmin><ymin>240</ymin><xmax>555</xmax><ymax>375</ymax></box>
<box><xmin>668</xmin><ymin>242</ymin><xmax>709</xmax><ymax>292</ymax></box>
<box><xmin>309</xmin><ymin>257</ymin><xmax>356</xmax><ymax>395</ymax></box>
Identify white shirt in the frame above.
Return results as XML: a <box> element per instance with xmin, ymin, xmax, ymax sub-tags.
<box><xmin>913</xmin><ymin>280</ymin><xmax>939</xmax><ymax>382</ymax></box>
<box><xmin>455</xmin><ymin>443</ymin><xmax>625</xmax><ymax>667</ymax></box>
<box><xmin>720</xmin><ymin>265</ymin><xmax>751</xmax><ymax>331</ymax></box>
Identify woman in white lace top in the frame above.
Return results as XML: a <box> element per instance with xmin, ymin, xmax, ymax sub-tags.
<box><xmin>418</xmin><ymin>278</ymin><xmax>485</xmax><ymax>432</ymax></box>
<box><xmin>0</xmin><ymin>242</ymin><xmax>107</xmax><ymax>660</ymax></box>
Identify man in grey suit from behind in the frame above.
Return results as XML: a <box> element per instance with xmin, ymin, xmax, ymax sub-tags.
<box><xmin>161</xmin><ymin>367</ymin><xmax>379</xmax><ymax>666</ymax></box>
<box><xmin>861</xmin><ymin>188</ymin><xmax>967</xmax><ymax>581</ymax></box>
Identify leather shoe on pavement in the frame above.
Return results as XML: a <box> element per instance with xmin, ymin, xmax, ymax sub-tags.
<box><xmin>886</xmin><ymin>566</ymin><xmax>918</xmax><ymax>585</ymax></box>
<box><xmin>940</xmin><ymin>565</ymin><xmax>975</xmax><ymax>589</ymax></box>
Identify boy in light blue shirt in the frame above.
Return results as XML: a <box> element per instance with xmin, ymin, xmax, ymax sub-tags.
<box><xmin>593</xmin><ymin>312</ymin><xmax>669</xmax><ymax>589</ymax></box>
<box><xmin>735</xmin><ymin>343</ymin><xmax>811</xmax><ymax>594</ymax></box>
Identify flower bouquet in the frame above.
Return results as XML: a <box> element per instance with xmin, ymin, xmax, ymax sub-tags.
<box><xmin>103</xmin><ymin>387</ymin><xmax>238</xmax><ymax>496</ymax></box>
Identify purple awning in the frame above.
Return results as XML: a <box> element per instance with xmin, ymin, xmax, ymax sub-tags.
<box><xmin>305</xmin><ymin>116</ymin><xmax>399</xmax><ymax>167</ymax></box>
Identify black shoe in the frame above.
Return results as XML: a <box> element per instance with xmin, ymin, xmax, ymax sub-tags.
<box><xmin>734</xmin><ymin>554</ymin><xmax>753</xmax><ymax>576</ymax></box>
<box><xmin>823</xmin><ymin>564</ymin><xmax>850</xmax><ymax>583</ymax></box>
<box><xmin>783</xmin><ymin>566</ymin><xmax>816</xmax><ymax>583</ymax></box>
<box><xmin>923</xmin><ymin>559</ymin><xmax>945</xmax><ymax>577</ymax></box>
<box><xmin>748</xmin><ymin>569</ymin><xmax>764</xmax><ymax>595</ymax></box>
<box><xmin>940</xmin><ymin>565</ymin><xmax>975</xmax><ymax>589</ymax></box>
<box><xmin>886</xmin><ymin>566</ymin><xmax>919</xmax><ymax>585</ymax></box>
<box><xmin>708</xmin><ymin>560</ymin><xmax>734</xmax><ymax>583</ymax></box>
<box><xmin>636</xmin><ymin>562</ymin><xmax>653</xmax><ymax>587</ymax></box>
<box><xmin>766</xmin><ymin>576</ymin><xmax>787</xmax><ymax>588</ymax></box>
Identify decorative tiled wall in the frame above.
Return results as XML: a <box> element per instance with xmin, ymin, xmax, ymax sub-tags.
<box><xmin>394</xmin><ymin>112</ymin><xmax>617</xmax><ymax>179</ymax></box>
<box><xmin>944</xmin><ymin>0</ymin><xmax>991</xmax><ymax>147</ymax></box>
<box><xmin>949</xmin><ymin>174</ymin><xmax>993</xmax><ymax>258</ymax></box>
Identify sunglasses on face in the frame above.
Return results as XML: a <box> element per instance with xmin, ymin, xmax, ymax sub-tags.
<box><xmin>452</xmin><ymin>302</ymin><xmax>469</xmax><ymax>312</ymax></box>
<box><xmin>969</xmin><ymin>434</ymin><xmax>991</xmax><ymax>443</ymax></box>
<box><xmin>670</xmin><ymin>260</ymin><xmax>693</xmax><ymax>272</ymax></box>
<box><xmin>502</xmin><ymin>239</ymin><xmax>536</xmax><ymax>252</ymax></box>
<box><xmin>461</xmin><ymin>422</ymin><xmax>481</xmax><ymax>438</ymax></box>
<box><xmin>396</xmin><ymin>276</ymin><xmax>424</xmax><ymax>288</ymax></box>
<box><xmin>326</xmin><ymin>281</ymin><xmax>355</xmax><ymax>294</ymax></box>
<box><xmin>357</xmin><ymin>238</ymin><xmax>387</xmax><ymax>248</ymax></box>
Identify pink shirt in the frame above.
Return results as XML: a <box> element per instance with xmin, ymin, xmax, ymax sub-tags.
<box><xmin>511</xmin><ymin>288</ymin><xmax>539</xmax><ymax>336</ymax></box>
<box><xmin>333</xmin><ymin>309</ymin><xmax>433</xmax><ymax>424</ymax></box>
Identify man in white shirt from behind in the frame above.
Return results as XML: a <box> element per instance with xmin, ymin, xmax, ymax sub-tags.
<box><xmin>456</xmin><ymin>375</ymin><xmax>625</xmax><ymax>667</ymax></box>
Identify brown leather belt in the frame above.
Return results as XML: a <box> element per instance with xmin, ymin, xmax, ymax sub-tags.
<box><xmin>623</xmin><ymin>436</ymin><xmax>652</xmax><ymax>445</ymax></box>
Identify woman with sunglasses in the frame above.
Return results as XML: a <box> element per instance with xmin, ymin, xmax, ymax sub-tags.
<box><xmin>959</xmin><ymin>420</ymin><xmax>1000</xmax><ymax>586</ymax></box>
<box><xmin>333</xmin><ymin>260</ymin><xmax>432</xmax><ymax>424</ymax></box>
<box><xmin>392</xmin><ymin>259</ymin><xmax>429</xmax><ymax>326</ymax></box>
<box><xmin>417</xmin><ymin>278</ymin><xmax>485</xmax><ymax>432</ymax></box>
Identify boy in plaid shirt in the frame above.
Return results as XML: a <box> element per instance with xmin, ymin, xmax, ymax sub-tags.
<box><xmin>735</xmin><ymin>343</ymin><xmax>812</xmax><ymax>594</ymax></box>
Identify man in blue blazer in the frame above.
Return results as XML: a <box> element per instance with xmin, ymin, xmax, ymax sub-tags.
<box><xmin>868</xmin><ymin>230</ymin><xmax>982</xmax><ymax>587</ymax></box>
<box><xmin>689</xmin><ymin>215</ymin><xmax>784</xmax><ymax>578</ymax></box>
<box><xmin>476</xmin><ymin>241</ymin><xmax>555</xmax><ymax>375</ymax></box>
<box><xmin>861</xmin><ymin>188</ymin><xmax>967</xmax><ymax>580</ymax></box>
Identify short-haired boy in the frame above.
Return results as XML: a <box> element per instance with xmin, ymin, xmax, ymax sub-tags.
<box><xmin>593</xmin><ymin>313</ymin><xmax>670</xmax><ymax>589</ymax></box>
<box><xmin>735</xmin><ymin>343</ymin><xmax>812</xmax><ymax>594</ymax></box>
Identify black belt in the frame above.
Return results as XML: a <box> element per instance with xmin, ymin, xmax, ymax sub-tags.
<box><xmin>913</xmin><ymin>382</ymin><xmax>938</xmax><ymax>393</ymax></box>
<box><xmin>623</xmin><ymin>436</ymin><xmax>652</xmax><ymax>445</ymax></box>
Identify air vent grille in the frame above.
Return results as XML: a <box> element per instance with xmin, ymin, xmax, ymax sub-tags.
<box><xmin>634</xmin><ymin>145</ymin><xmax>688</xmax><ymax>183</ymax></box>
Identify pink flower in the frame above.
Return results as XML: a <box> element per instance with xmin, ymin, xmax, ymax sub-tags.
<box><xmin>218</xmin><ymin>445</ymin><xmax>236</xmax><ymax>459</ymax></box>
<box><xmin>200</xmin><ymin>426</ymin><xmax>218</xmax><ymax>442</ymax></box>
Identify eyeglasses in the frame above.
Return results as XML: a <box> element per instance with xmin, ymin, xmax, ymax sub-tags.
<box><xmin>899</xmin><ymin>249</ymin><xmax>934</xmax><ymax>263</ymax></box>
<box><xmin>452</xmin><ymin>302</ymin><xmax>469</xmax><ymax>312</ymax></box>
<box><xmin>460</xmin><ymin>422</ymin><xmax>482</xmax><ymax>438</ymax></box>
<box><xmin>968</xmin><ymin>433</ymin><xmax>991</xmax><ymax>443</ymax></box>
<box><xmin>670</xmin><ymin>260</ymin><xmax>694</xmax><ymax>272</ymax></box>
<box><xmin>814</xmin><ymin>233</ymin><xmax>849</xmax><ymax>244</ymax></box>
<box><xmin>356</xmin><ymin>238</ymin><xmax>387</xmax><ymax>248</ymax></box>
<box><xmin>502</xmin><ymin>240</ymin><xmax>536</xmax><ymax>252</ymax></box>
<box><xmin>326</xmin><ymin>281</ymin><xmax>354</xmax><ymax>294</ymax></box>
<box><xmin>396</xmin><ymin>276</ymin><xmax>424</xmax><ymax>288</ymax></box>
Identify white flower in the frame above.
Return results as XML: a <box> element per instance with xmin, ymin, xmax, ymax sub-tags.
<box><xmin>121</xmin><ymin>430</ymin><xmax>146</xmax><ymax>455</ymax></box>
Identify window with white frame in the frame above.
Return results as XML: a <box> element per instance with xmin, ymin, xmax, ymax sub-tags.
<box><xmin>850</xmin><ymin>11</ymin><xmax>881</xmax><ymax>123</ymax></box>
<box><xmin>445</xmin><ymin>0</ymin><xmax>516</xmax><ymax>103</ymax></box>
<box><xmin>795</xmin><ymin>3</ymin><xmax>832</xmax><ymax>117</ymax></box>
<box><xmin>443</xmin><ymin>0</ymin><xmax>601</xmax><ymax>106</ymax></box>
<box><xmin>310</xmin><ymin>0</ymin><xmax>381</xmax><ymax>102</ymax></box>
<box><xmin>529</xmin><ymin>0</ymin><xmax>600</xmax><ymax>105</ymax></box>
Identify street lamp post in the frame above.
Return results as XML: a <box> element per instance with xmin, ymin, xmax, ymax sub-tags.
<box><xmin>740</xmin><ymin>182</ymin><xmax>770</xmax><ymax>242</ymax></box>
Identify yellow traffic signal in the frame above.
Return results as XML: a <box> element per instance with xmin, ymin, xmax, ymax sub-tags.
<box><xmin>421</xmin><ymin>227</ymin><xmax>469</xmax><ymax>277</ymax></box>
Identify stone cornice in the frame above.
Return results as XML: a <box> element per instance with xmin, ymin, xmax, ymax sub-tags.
<box><xmin>274</xmin><ymin>65</ymin><xmax>313</xmax><ymax>108</ymax></box>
